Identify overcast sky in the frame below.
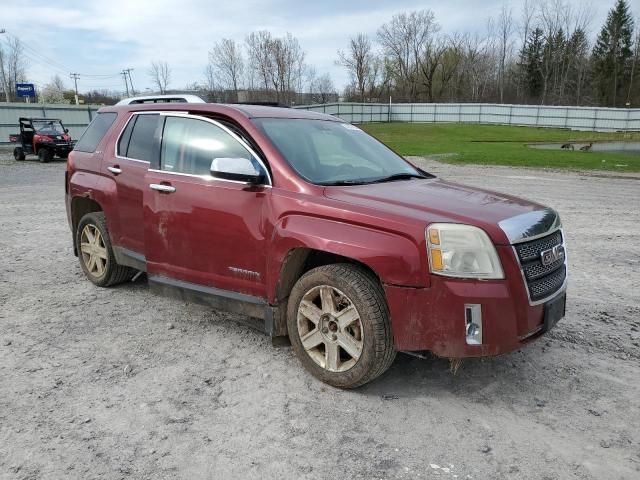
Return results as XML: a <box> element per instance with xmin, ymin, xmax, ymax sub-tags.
<box><xmin>1</xmin><ymin>0</ymin><xmax>634</xmax><ymax>94</ymax></box>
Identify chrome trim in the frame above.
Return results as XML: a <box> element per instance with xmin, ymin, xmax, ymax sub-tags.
<box><xmin>107</xmin><ymin>166</ymin><xmax>122</xmax><ymax>174</ymax></box>
<box><xmin>149</xmin><ymin>183</ymin><xmax>176</xmax><ymax>193</ymax></box>
<box><xmin>498</xmin><ymin>208</ymin><xmax>561</xmax><ymax>244</ymax></box>
<box><xmin>511</xmin><ymin>228</ymin><xmax>568</xmax><ymax>306</ymax></box>
<box><xmin>147</xmin><ymin>168</ymin><xmax>272</xmax><ymax>187</ymax></box>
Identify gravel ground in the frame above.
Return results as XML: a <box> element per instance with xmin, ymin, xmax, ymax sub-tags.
<box><xmin>1</xmin><ymin>149</ymin><xmax>639</xmax><ymax>480</ymax></box>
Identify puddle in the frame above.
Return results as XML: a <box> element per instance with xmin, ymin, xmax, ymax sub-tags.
<box><xmin>528</xmin><ymin>141</ymin><xmax>640</xmax><ymax>155</ymax></box>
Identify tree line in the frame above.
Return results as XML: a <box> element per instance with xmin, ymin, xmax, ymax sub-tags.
<box><xmin>339</xmin><ymin>0</ymin><xmax>639</xmax><ymax>107</ymax></box>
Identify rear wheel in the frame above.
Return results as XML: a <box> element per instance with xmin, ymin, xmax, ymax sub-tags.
<box><xmin>287</xmin><ymin>264</ymin><xmax>396</xmax><ymax>388</ymax></box>
<box><xmin>13</xmin><ymin>147</ymin><xmax>25</xmax><ymax>161</ymax></box>
<box><xmin>76</xmin><ymin>212</ymin><xmax>135</xmax><ymax>287</ymax></box>
<box><xmin>38</xmin><ymin>148</ymin><xmax>52</xmax><ymax>163</ymax></box>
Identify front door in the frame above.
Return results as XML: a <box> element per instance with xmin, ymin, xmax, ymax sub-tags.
<box><xmin>143</xmin><ymin>114</ymin><xmax>271</xmax><ymax>298</ymax></box>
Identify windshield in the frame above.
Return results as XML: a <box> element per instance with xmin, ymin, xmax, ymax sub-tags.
<box><xmin>33</xmin><ymin>120</ymin><xmax>65</xmax><ymax>135</ymax></box>
<box><xmin>253</xmin><ymin>118</ymin><xmax>424</xmax><ymax>185</ymax></box>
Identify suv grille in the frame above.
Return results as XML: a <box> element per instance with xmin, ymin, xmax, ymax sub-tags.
<box><xmin>514</xmin><ymin>231</ymin><xmax>566</xmax><ymax>302</ymax></box>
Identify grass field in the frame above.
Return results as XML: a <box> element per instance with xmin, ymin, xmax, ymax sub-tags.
<box><xmin>360</xmin><ymin>123</ymin><xmax>640</xmax><ymax>172</ymax></box>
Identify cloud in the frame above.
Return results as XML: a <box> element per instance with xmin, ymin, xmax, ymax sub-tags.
<box><xmin>2</xmin><ymin>0</ymin><xmax>616</xmax><ymax>94</ymax></box>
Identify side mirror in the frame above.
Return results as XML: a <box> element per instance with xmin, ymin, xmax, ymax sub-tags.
<box><xmin>64</xmin><ymin>128</ymin><xmax>69</xmax><ymax>134</ymax></box>
<box><xmin>210</xmin><ymin>157</ymin><xmax>265</xmax><ymax>185</ymax></box>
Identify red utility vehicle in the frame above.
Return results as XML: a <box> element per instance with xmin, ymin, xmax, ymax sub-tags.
<box><xmin>11</xmin><ymin>117</ymin><xmax>74</xmax><ymax>162</ymax></box>
<box><xmin>65</xmin><ymin>103</ymin><xmax>567</xmax><ymax>388</ymax></box>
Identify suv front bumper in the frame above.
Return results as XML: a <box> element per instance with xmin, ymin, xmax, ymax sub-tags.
<box><xmin>385</xmin><ymin>245</ymin><xmax>566</xmax><ymax>358</ymax></box>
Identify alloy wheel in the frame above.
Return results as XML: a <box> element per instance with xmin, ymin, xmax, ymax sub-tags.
<box><xmin>80</xmin><ymin>224</ymin><xmax>108</xmax><ymax>278</ymax></box>
<box><xmin>297</xmin><ymin>285</ymin><xmax>364</xmax><ymax>372</ymax></box>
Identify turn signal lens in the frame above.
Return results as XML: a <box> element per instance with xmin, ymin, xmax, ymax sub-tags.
<box><xmin>430</xmin><ymin>249</ymin><xmax>443</xmax><ymax>271</ymax></box>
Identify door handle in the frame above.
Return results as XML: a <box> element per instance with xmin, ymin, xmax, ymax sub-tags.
<box><xmin>107</xmin><ymin>166</ymin><xmax>122</xmax><ymax>175</ymax></box>
<box><xmin>150</xmin><ymin>183</ymin><xmax>176</xmax><ymax>193</ymax></box>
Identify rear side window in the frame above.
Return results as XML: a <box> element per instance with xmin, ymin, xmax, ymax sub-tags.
<box><xmin>117</xmin><ymin>115</ymin><xmax>136</xmax><ymax>156</ymax></box>
<box><xmin>125</xmin><ymin>114</ymin><xmax>160</xmax><ymax>162</ymax></box>
<box><xmin>74</xmin><ymin>112</ymin><xmax>117</xmax><ymax>153</ymax></box>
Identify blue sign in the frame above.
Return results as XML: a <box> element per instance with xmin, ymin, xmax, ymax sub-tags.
<box><xmin>16</xmin><ymin>83</ymin><xmax>35</xmax><ymax>98</ymax></box>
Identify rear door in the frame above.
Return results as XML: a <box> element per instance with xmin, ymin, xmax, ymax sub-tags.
<box><xmin>102</xmin><ymin>113</ymin><xmax>161</xmax><ymax>255</ymax></box>
<box><xmin>143</xmin><ymin>113</ymin><xmax>271</xmax><ymax>298</ymax></box>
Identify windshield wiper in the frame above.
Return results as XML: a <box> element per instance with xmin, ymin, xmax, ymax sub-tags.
<box><xmin>321</xmin><ymin>179</ymin><xmax>370</xmax><ymax>186</ymax></box>
<box><xmin>368</xmin><ymin>173</ymin><xmax>426</xmax><ymax>184</ymax></box>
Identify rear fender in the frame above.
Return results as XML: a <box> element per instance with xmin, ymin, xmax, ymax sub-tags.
<box><xmin>267</xmin><ymin>214</ymin><xmax>427</xmax><ymax>303</ymax></box>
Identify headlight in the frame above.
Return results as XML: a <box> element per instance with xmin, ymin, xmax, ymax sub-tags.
<box><xmin>426</xmin><ymin>223</ymin><xmax>504</xmax><ymax>279</ymax></box>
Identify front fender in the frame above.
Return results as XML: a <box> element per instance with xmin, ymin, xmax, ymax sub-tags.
<box><xmin>267</xmin><ymin>214</ymin><xmax>428</xmax><ymax>302</ymax></box>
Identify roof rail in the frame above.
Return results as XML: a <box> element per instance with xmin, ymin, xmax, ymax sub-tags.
<box><xmin>116</xmin><ymin>94</ymin><xmax>206</xmax><ymax>105</ymax></box>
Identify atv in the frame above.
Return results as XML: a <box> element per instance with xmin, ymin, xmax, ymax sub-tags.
<box><xmin>9</xmin><ymin>117</ymin><xmax>75</xmax><ymax>163</ymax></box>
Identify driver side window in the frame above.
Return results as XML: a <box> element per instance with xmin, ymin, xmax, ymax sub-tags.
<box><xmin>160</xmin><ymin>116</ymin><xmax>260</xmax><ymax>176</ymax></box>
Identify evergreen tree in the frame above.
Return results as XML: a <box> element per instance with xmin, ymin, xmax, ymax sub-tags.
<box><xmin>518</xmin><ymin>27</ymin><xmax>544</xmax><ymax>101</ymax></box>
<box><xmin>592</xmin><ymin>0</ymin><xmax>635</xmax><ymax>106</ymax></box>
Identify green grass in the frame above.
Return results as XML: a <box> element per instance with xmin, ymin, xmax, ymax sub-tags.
<box><xmin>359</xmin><ymin>123</ymin><xmax>640</xmax><ymax>172</ymax></box>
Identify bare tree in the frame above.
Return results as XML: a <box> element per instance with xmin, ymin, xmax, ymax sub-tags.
<box><xmin>0</xmin><ymin>37</ymin><xmax>28</xmax><ymax>102</ymax></box>
<box><xmin>337</xmin><ymin>33</ymin><xmax>375</xmax><ymax>102</ymax></box>
<box><xmin>246</xmin><ymin>31</ymin><xmax>275</xmax><ymax>96</ymax></box>
<box><xmin>209</xmin><ymin>39</ymin><xmax>244</xmax><ymax>100</ymax></box>
<box><xmin>492</xmin><ymin>5</ymin><xmax>515</xmax><ymax>103</ymax></box>
<box><xmin>312</xmin><ymin>73</ymin><xmax>336</xmax><ymax>103</ymax></box>
<box><xmin>377</xmin><ymin>10</ymin><xmax>440</xmax><ymax>101</ymax></box>
<box><xmin>148</xmin><ymin>61</ymin><xmax>171</xmax><ymax>94</ymax></box>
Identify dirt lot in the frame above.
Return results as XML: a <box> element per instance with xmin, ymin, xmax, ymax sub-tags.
<box><xmin>1</xmin><ymin>148</ymin><xmax>639</xmax><ymax>480</ymax></box>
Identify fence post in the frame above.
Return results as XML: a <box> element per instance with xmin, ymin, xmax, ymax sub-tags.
<box><xmin>433</xmin><ymin>103</ymin><xmax>437</xmax><ymax>123</ymax></box>
<box><xmin>42</xmin><ymin>105</ymin><xmax>47</xmax><ymax>118</ymax></box>
<box><xmin>478</xmin><ymin>104</ymin><xmax>482</xmax><ymax>124</ymax></box>
<box><xmin>87</xmin><ymin>106</ymin><xmax>93</xmax><ymax>122</ymax></box>
<box><xmin>592</xmin><ymin>108</ymin><xmax>598</xmax><ymax>131</ymax></box>
<box><xmin>509</xmin><ymin>104</ymin><xmax>513</xmax><ymax>125</ymax></box>
<box><xmin>458</xmin><ymin>103</ymin><xmax>462</xmax><ymax>124</ymax></box>
<box><xmin>625</xmin><ymin>108</ymin><xmax>631</xmax><ymax>131</ymax></box>
<box><xmin>535</xmin><ymin>106</ymin><xmax>540</xmax><ymax>126</ymax></box>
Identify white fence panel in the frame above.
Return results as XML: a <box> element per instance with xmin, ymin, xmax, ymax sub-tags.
<box><xmin>0</xmin><ymin>103</ymin><xmax>99</xmax><ymax>144</ymax></box>
<box><xmin>294</xmin><ymin>102</ymin><xmax>640</xmax><ymax>132</ymax></box>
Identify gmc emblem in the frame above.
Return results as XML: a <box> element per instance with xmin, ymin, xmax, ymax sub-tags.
<box><xmin>540</xmin><ymin>244</ymin><xmax>565</xmax><ymax>266</ymax></box>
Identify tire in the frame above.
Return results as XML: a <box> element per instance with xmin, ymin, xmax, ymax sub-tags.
<box><xmin>287</xmin><ymin>264</ymin><xmax>396</xmax><ymax>388</ymax></box>
<box><xmin>13</xmin><ymin>147</ymin><xmax>25</xmax><ymax>161</ymax></box>
<box><xmin>76</xmin><ymin>212</ymin><xmax>135</xmax><ymax>287</ymax></box>
<box><xmin>38</xmin><ymin>148</ymin><xmax>52</xmax><ymax>163</ymax></box>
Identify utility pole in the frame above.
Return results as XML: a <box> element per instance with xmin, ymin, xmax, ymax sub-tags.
<box><xmin>123</xmin><ymin>68</ymin><xmax>135</xmax><ymax>95</ymax></box>
<box><xmin>70</xmin><ymin>73</ymin><xmax>80</xmax><ymax>105</ymax></box>
<box><xmin>121</xmin><ymin>70</ymin><xmax>130</xmax><ymax>97</ymax></box>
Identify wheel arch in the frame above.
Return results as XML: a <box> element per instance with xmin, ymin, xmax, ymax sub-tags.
<box><xmin>268</xmin><ymin>215</ymin><xmax>427</xmax><ymax>305</ymax></box>
<box><xmin>70</xmin><ymin>196</ymin><xmax>103</xmax><ymax>255</ymax></box>
<box><xmin>275</xmin><ymin>247</ymin><xmax>382</xmax><ymax>304</ymax></box>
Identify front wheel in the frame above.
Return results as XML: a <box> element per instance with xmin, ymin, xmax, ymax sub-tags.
<box><xmin>287</xmin><ymin>264</ymin><xmax>396</xmax><ymax>388</ymax></box>
<box><xmin>38</xmin><ymin>148</ymin><xmax>52</xmax><ymax>163</ymax></box>
<box><xmin>76</xmin><ymin>212</ymin><xmax>135</xmax><ymax>287</ymax></box>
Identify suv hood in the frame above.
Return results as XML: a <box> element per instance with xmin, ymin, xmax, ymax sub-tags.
<box><xmin>324</xmin><ymin>178</ymin><xmax>550</xmax><ymax>245</ymax></box>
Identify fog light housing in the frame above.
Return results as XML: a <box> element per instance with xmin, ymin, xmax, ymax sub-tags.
<box><xmin>464</xmin><ymin>304</ymin><xmax>482</xmax><ymax>345</ymax></box>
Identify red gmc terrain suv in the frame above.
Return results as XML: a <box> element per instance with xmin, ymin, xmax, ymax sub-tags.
<box><xmin>65</xmin><ymin>103</ymin><xmax>567</xmax><ymax>388</ymax></box>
